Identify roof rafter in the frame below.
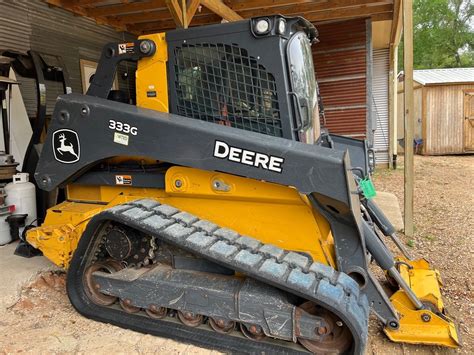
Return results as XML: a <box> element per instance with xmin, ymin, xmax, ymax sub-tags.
<box><xmin>43</xmin><ymin>0</ymin><xmax>394</xmax><ymax>36</ymax></box>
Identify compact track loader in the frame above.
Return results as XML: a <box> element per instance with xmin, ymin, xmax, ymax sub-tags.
<box><xmin>27</xmin><ymin>16</ymin><xmax>459</xmax><ymax>354</ymax></box>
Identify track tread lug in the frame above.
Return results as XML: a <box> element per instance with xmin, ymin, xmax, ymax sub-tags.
<box><xmin>235</xmin><ymin>235</ymin><xmax>261</xmax><ymax>251</ymax></box>
<box><xmin>173</xmin><ymin>211</ymin><xmax>199</xmax><ymax>226</ymax></box>
<box><xmin>161</xmin><ymin>223</ymin><xmax>195</xmax><ymax>241</ymax></box>
<box><xmin>282</xmin><ymin>252</ymin><xmax>310</xmax><ymax>270</ymax></box>
<box><xmin>234</xmin><ymin>249</ymin><xmax>264</xmax><ymax>268</ymax></box>
<box><xmin>213</xmin><ymin>228</ymin><xmax>239</xmax><ymax>242</ymax></box>
<box><xmin>309</xmin><ymin>262</ymin><xmax>336</xmax><ymax>280</ymax></box>
<box><xmin>142</xmin><ymin>215</ymin><xmax>174</xmax><ymax>230</ymax></box>
<box><xmin>259</xmin><ymin>259</ymin><xmax>289</xmax><ymax>280</ymax></box>
<box><xmin>154</xmin><ymin>204</ymin><xmax>180</xmax><ymax>217</ymax></box>
<box><xmin>131</xmin><ymin>199</ymin><xmax>161</xmax><ymax>210</ymax></box>
<box><xmin>337</xmin><ymin>272</ymin><xmax>360</xmax><ymax>298</ymax></box>
<box><xmin>193</xmin><ymin>220</ymin><xmax>219</xmax><ymax>234</ymax></box>
<box><xmin>316</xmin><ymin>279</ymin><xmax>345</xmax><ymax>305</ymax></box>
<box><xmin>122</xmin><ymin>207</ymin><xmax>153</xmax><ymax>220</ymax></box>
<box><xmin>109</xmin><ymin>204</ymin><xmax>135</xmax><ymax>214</ymax></box>
<box><xmin>185</xmin><ymin>232</ymin><xmax>217</xmax><ymax>249</ymax></box>
<box><xmin>287</xmin><ymin>268</ymin><xmax>316</xmax><ymax>291</ymax></box>
<box><xmin>259</xmin><ymin>244</ymin><xmax>285</xmax><ymax>261</ymax></box>
<box><xmin>208</xmin><ymin>240</ymin><xmax>239</xmax><ymax>259</ymax></box>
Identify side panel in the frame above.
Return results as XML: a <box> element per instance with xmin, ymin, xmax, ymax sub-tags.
<box><xmin>32</xmin><ymin>167</ymin><xmax>336</xmax><ymax>268</ymax></box>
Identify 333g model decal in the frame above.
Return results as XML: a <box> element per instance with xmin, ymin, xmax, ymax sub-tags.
<box><xmin>108</xmin><ymin>119</ymin><xmax>138</xmax><ymax>136</ymax></box>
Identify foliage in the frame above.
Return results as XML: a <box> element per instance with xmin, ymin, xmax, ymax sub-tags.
<box><xmin>399</xmin><ymin>0</ymin><xmax>473</xmax><ymax>69</ymax></box>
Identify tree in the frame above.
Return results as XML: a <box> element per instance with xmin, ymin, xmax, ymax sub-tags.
<box><xmin>400</xmin><ymin>0</ymin><xmax>473</xmax><ymax>69</ymax></box>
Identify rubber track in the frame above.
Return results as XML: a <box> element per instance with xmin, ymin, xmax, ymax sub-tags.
<box><xmin>68</xmin><ymin>199</ymin><xmax>369</xmax><ymax>354</ymax></box>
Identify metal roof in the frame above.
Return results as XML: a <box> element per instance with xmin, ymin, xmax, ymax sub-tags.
<box><xmin>413</xmin><ymin>68</ymin><xmax>474</xmax><ymax>85</ymax></box>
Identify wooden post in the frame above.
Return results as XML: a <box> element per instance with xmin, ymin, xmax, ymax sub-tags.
<box><xmin>403</xmin><ymin>0</ymin><xmax>414</xmax><ymax>236</ymax></box>
<box><xmin>181</xmin><ymin>0</ymin><xmax>188</xmax><ymax>29</ymax></box>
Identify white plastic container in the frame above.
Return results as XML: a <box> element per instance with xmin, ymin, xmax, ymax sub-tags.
<box><xmin>0</xmin><ymin>215</ymin><xmax>11</xmax><ymax>245</ymax></box>
<box><xmin>5</xmin><ymin>173</ymin><xmax>37</xmax><ymax>235</ymax></box>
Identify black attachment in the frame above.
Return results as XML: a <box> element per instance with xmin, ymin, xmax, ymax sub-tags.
<box><xmin>14</xmin><ymin>224</ymin><xmax>42</xmax><ymax>258</ymax></box>
<box><xmin>6</xmin><ymin>213</ymin><xmax>27</xmax><ymax>242</ymax></box>
<box><xmin>3</xmin><ymin>50</ymin><xmax>73</xmax><ymax>221</ymax></box>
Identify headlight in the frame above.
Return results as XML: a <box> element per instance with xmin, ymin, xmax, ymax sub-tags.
<box><xmin>255</xmin><ymin>19</ymin><xmax>270</xmax><ymax>34</ymax></box>
<box><xmin>277</xmin><ymin>19</ymin><xmax>286</xmax><ymax>35</ymax></box>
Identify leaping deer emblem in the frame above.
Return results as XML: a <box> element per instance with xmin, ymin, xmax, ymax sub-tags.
<box><xmin>57</xmin><ymin>133</ymin><xmax>79</xmax><ymax>159</ymax></box>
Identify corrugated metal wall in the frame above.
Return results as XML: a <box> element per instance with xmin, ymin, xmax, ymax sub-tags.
<box><xmin>372</xmin><ymin>49</ymin><xmax>389</xmax><ymax>165</ymax></box>
<box><xmin>424</xmin><ymin>84</ymin><xmax>474</xmax><ymax>154</ymax></box>
<box><xmin>0</xmin><ymin>0</ymin><xmax>136</xmax><ymax>116</ymax></box>
<box><xmin>313</xmin><ymin>18</ymin><xmax>371</xmax><ymax>142</ymax></box>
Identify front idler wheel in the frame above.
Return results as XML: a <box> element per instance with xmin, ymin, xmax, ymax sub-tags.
<box><xmin>83</xmin><ymin>260</ymin><xmax>123</xmax><ymax>306</ymax></box>
<box><xmin>297</xmin><ymin>301</ymin><xmax>353</xmax><ymax>354</ymax></box>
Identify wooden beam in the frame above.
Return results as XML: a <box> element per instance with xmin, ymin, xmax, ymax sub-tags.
<box><xmin>115</xmin><ymin>0</ymin><xmax>392</xmax><ymax>25</ymax></box>
<box><xmin>390</xmin><ymin>0</ymin><xmax>402</xmax><ymax>45</ymax></box>
<box><xmin>199</xmin><ymin>0</ymin><xmax>243</xmax><ymax>21</ymax></box>
<box><xmin>86</xmin><ymin>0</ymin><xmax>167</xmax><ymax>17</ymax></box>
<box><xmin>181</xmin><ymin>0</ymin><xmax>188</xmax><ymax>28</ymax></box>
<box><xmin>166</xmin><ymin>0</ymin><xmax>185</xmax><ymax>27</ymax></box>
<box><xmin>129</xmin><ymin>2</ymin><xmax>392</xmax><ymax>33</ymax></box>
<box><xmin>232</xmin><ymin>0</ymin><xmax>388</xmax><ymax>12</ymax></box>
<box><xmin>63</xmin><ymin>0</ymin><xmax>108</xmax><ymax>7</ymax></box>
<box><xmin>371</xmin><ymin>12</ymin><xmax>393</xmax><ymax>21</ymax></box>
<box><xmin>187</xmin><ymin>0</ymin><xmax>201</xmax><ymax>26</ymax></box>
<box><xmin>234</xmin><ymin>3</ymin><xmax>392</xmax><ymax>22</ymax></box>
<box><xmin>114</xmin><ymin>9</ymin><xmax>175</xmax><ymax>25</ymax></box>
<box><xmin>284</xmin><ymin>4</ymin><xmax>393</xmax><ymax>22</ymax></box>
<box><xmin>231</xmin><ymin>0</ymin><xmax>326</xmax><ymax>11</ymax></box>
<box><xmin>127</xmin><ymin>14</ymin><xmax>222</xmax><ymax>33</ymax></box>
<box><xmin>403</xmin><ymin>0</ymin><xmax>414</xmax><ymax>237</ymax></box>
<box><xmin>44</xmin><ymin>0</ymin><xmax>126</xmax><ymax>30</ymax></box>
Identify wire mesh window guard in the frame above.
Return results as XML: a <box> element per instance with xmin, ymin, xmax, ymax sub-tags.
<box><xmin>174</xmin><ymin>43</ymin><xmax>282</xmax><ymax>137</ymax></box>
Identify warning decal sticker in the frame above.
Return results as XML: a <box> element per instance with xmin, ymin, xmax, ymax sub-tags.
<box><xmin>115</xmin><ymin>175</ymin><xmax>132</xmax><ymax>185</ymax></box>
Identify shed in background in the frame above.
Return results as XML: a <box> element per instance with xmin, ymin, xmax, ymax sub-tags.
<box><xmin>398</xmin><ymin>68</ymin><xmax>474</xmax><ymax>155</ymax></box>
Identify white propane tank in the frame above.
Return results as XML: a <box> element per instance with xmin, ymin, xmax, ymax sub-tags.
<box><xmin>0</xmin><ymin>213</ymin><xmax>10</xmax><ymax>245</ymax></box>
<box><xmin>5</xmin><ymin>173</ymin><xmax>37</xmax><ymax>234</ymax></box>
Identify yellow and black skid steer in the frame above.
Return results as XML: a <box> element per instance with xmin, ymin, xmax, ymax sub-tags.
<box><xmin>26</xmin><ymin>16</ymin><xmax>459</xmax><ymax>354</ymax></box>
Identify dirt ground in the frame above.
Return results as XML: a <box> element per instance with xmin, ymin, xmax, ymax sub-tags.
<box><xmin>0</xmin><ymin>155</ymin><xmax>472</xmax><ymax>354</ymax></box>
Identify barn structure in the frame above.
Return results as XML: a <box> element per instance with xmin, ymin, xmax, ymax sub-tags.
<box><xmin>397</xmin><ymin>68</ymin><xmax>474</xmax><ymax>155</ymax></box>
<box><xmin>0</xmin><ymin>0</ymin><xmax>405</xmax><ymax>167</ymax></box>
<box><xmin>1</xmin><ymin>0</ymin><xmax>420</xmax><ymax>233</ymax></box>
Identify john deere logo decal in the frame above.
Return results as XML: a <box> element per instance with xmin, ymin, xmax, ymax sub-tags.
<box><xmin>52</xmin><ymin>129</ymin><xmax>80</xmax><ymax>164</ymax></box>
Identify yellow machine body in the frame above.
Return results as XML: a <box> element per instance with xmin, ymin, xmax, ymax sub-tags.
<box><xmin>27</xmin><ymin>167</ymin><xmax>336</xmax><ymax>270</ymax></box>
<box><xmin>26</xmin><ymin>29</ymin><xmax>459</xmax><ymax>349</ymax></box>
<box><xmin>135</xmin><ymin>33</ymin><xmax>169</xmax><ymax>113</ymax></box>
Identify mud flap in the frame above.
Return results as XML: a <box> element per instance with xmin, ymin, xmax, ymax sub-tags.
<box><xmin>384</xmin><ymin>258</ymin><xmax>460</xmax><ymax>347</ymax></box>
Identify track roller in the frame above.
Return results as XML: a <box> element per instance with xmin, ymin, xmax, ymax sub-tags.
<box><xmin>177</xmin><ymin>311</ymin><xmax>203</xmax><ymax>327</ymax></box>
<box><xmin>209</xmin><ymin>317</ymin><xmax>235</xmax><ymax>334</ymax></box>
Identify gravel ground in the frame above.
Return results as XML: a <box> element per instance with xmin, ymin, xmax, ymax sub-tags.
<box><xmin>0</xmin><ymin>155</ymin><xmax>472</xmax><ymax>354</ymax></box>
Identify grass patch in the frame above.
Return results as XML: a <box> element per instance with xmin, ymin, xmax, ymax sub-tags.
<box><xmin>423</xmin><ymin>234</ymin><xmax>436</xmax><ymax>241</ymax></box>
